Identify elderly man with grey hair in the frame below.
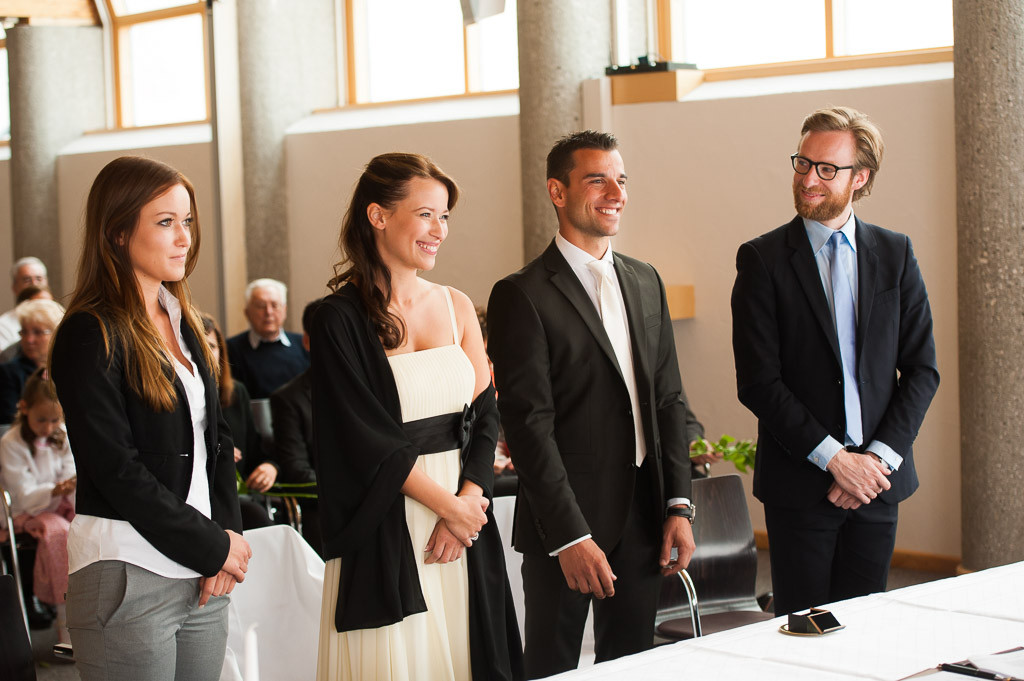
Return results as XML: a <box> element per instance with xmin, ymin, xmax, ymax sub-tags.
<box><xmin>226</xmin><ymin>278</ymin><xmax>309</xmax><ymax>399</ymax></box>
<box><xmin>0</xmin><ymin>257</ymin><xmax>49</xmax><ymax>350</ymax></box>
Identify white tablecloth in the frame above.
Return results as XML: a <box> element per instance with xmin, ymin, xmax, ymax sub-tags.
<box><xmin>549</xmin><ymin>561</ymin><xmax>1024</xmax><ymax>681</ymax></box>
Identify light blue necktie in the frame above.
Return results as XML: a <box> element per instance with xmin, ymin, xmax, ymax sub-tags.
<box><xmin>830</xmin><ymin>231</ymin><xmax>863</xmax><ymax>446</ymax></box>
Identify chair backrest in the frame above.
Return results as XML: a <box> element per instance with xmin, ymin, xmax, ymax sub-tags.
<box><xmin>657</xmin><ymin>474</ymin><xmax>760</xmax><ymax>621</ymax></box>
<box><xmin>250</xmin><ymin>399</ymin><xmax>273</xmax><ymax>439</ymax></box>
<box><xmin>0</xmin><ymin>574</ymin><xmax>36</xmax><ymax>680</ymax></box>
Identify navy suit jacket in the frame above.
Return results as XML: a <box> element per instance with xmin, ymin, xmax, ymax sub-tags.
<box><xmin>731</xmin><ymin>216</ymin><xmax>940</xmax><ymax>509</ymax></box>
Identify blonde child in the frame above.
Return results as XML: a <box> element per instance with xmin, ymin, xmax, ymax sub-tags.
<box><xmin>0</xmin><ymin>367</ymin><xmax>76</xmax><ymax>643</ymax></box>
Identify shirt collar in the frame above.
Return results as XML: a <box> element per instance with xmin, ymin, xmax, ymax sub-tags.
<box><xmin>248</xmin><ymin>328</ymin><xmax>291</xmax><ymax>350</ymax></box>
<box><xmin>157</xmin><ymin>285</ymin><xmax>184</xmax><ymax>330</ymax></box>
<box><xmin>803</xmin><ymin>211</ymin><xmax>857</xmax><ymax>256</ymax></box>
<box><xmin>555</xmin><ymin>231</ymin><xmax>615</xmax><ymax>270</ymax></box>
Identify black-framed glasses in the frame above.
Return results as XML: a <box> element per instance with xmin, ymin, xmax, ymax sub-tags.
<box><xmin>791</xmin><ymin>154</ymin><xmax>855</xmax><ymax>181</ymax></box>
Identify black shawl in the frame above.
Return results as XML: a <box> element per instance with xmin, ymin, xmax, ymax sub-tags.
<box><xmin>310</xmin><ymin>284</ymin><xmax>523</xmax><ymax>680</ymax></box>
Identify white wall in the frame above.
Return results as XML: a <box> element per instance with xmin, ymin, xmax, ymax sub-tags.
<box><xmin>0</xmin><ymin>157</ymin><xmax>12</xmax><ymax>311</ymax></box>
<box><xmin>612</xmin><ymin>78</ymin><xmax>960</xmax><ymax>556</ymax></box>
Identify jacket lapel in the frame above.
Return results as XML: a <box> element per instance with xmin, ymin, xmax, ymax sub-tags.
<box><xmin>542</xmin><ymin>241</ymin><xmax>624</xmax><ymax>382</ymax></box>
<box><xmin>614</xmin><ymin>254</ymin><xmax>650</xmax><ymax>384</ymax></box>
<box><xmin>854</xmin><ymin>217</ymin><xmax>878</xmax><ymax>363</ymax></box>
<box><xmin>786</xmin><ymin>217</ymin><xmax>842</xmax><ymax>363</ymax></box>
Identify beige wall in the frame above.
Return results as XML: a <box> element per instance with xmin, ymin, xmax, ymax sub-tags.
<box><xmin>0</xmin><ymin>158</ymin><xmax>12</xmax><ymax>311</ymax></box>
<box><xmin>55</xmin><ymin>143</ymin><xmax>221</xmax><ymax>320</ymax></box>
<box><xmin>613</xmin><ymin>78</ymin><xmax>959</xmax><ymax>556</ymax></box>
<box><xmin>285</xmin><ymin>115</ymin><xmax>523</xmax><ymax>324</ymax></box>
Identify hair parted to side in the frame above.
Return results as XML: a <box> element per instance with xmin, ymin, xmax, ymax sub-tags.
<box><xmin>16</xmin><ymin>298</ymin><xmax>65</xmax><ymax>331</ymax></box>
<box><xmin>800</xmin><ymin>106</ymin><xmax>884</xmax><ymax>201</ymax></box>
<box><xmin>15</xmin><ymin>367</ymin><xmax>66</xmax><ymax>458</ymax></box>
<box><xmin>201</xmin><ymin>313</ymin><xmax>234</xmax><ymax>408</ymax></box>
<box><xmin>53</xmin><ymin>155</ymin><xmax>216</xmax><ymax>411</ymax></box>
<box><xmin>328</xmin><ymin>152</ymin><xmax>459</xmax><ymax>350</ymax></box>
<box><xmin>546</xmin><ymin>130</ymin><xmax>619</xmax><ymax>186</ymax></box>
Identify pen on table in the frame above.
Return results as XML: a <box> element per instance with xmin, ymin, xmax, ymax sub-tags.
<box><xmin>937</xmin><ymin>662</ymin><xmax>1002</xmax><ymax>680</ymax></box>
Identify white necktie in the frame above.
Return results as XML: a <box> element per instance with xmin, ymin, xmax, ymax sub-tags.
<box><xmin>586</xmin><ymin>260</ymin><xmax>646</xmax><ymax>466</ymax></box>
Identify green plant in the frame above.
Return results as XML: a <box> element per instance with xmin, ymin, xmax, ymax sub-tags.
<box><xmin>691</xmin><ymin>435</ymin><xmax>757</xmax><ymax>474</ymax></box>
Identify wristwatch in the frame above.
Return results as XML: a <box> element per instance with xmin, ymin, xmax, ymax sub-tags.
<box><xmin>666</xmin><ymin>504</ymin><xmax>696</xmax><ymax>525</ymax></box>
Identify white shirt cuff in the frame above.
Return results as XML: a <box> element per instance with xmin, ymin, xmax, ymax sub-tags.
<box><xmin>666</xmin><ymin>498</ymin><xmax>691</xmax><ymax>509</ymax></box>
<box><xmin>549</xmin><ymin>534</ymin><xmax>591</xmax><ymax>557</ymax></box>
<box><xmin>866</xmin><ymin>440</ymin><xmax>903</xmax><ymax>471</ymax></box>
<box><xmin>808</xmin><ymin>436</ymin><xmax>844</xmax><ymax>471</ymax></box>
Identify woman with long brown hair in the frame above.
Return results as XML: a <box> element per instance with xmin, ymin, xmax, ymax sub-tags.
<box><xmin>50</xmin><ymin>155</ymin><xmax>251</xmax><ymax>681</ymax></box>
<box><xmin>312</xmin><ymin>152</ymin><xmax>522</xmax><ymax>680</ymax></box>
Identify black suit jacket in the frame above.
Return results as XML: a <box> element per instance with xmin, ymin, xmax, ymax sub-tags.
<box><xmin>51</xmin><ymin>310</ymin><xmax>241</xmax><ymax>577</ymax></box>
<box><xmin>270</xmin><ymin>369</ymin><xmax>316</xmax><ymax>484</ymax></box>
<box><xmin>488</xmin><ymin>241</ymin><xmax>702</xmax><ymax>556</ymax></box>
<box><xmin>731</xmin><ymin>216</ymin><xmax>940</xmax><ymax>509</ymax></box>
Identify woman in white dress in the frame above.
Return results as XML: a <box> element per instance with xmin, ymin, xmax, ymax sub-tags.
<box><xmin>312</xmin><ymin>152</ymin><xmax>522</xmax><ymax>680</ymax></box>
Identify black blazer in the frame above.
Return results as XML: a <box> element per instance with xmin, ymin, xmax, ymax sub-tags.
<box><xmin>487</xmin><ymin>241</ymin><xmax>703</xmax><ymax>556</ymax></box>
<box><xmin>270</xmin><ymin>370</ymin><xmax>316</xmax><ymax>484</ymax></box>
<box><xmin>731</xmin><ymin>216</ymin><xmax>940</xmax><ymax>509</ymax></box>
<box><xmin>50</xmin><ymin>310</ymin><xmax>241</xmax><ymax>577</ymax></box>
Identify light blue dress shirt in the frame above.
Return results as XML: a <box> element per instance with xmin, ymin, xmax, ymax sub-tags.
<box><xmin>802</xmin><ymin>214</ymin><xmax>904</xmax><ymax>473</ymax></box>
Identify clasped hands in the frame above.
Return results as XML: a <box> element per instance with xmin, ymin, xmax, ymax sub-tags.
<box><xmin>199</xmin><ymin>529</ymin><xmax>252</xmax><ymax>607</ymax></box>
<box><xmin>424</xmin><ymin>490</ymin><xmax>489</xmax><ymax>565</ymax></box>
<box><xmin>826</xmin><ymin>448</ymin><xmax>891</xmax><ymax>510</ymax></box>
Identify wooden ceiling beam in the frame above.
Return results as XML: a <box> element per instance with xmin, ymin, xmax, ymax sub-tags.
<box><xmin>0</xmin><ymin>0</ymin><xmax>99</xmax><ymax>25</ymax></box>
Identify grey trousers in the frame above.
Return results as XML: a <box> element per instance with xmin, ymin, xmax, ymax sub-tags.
<box><xmin>67</xmin><ymin>560</ymin><xmax>229</xmax><ymax>681</ymax></box>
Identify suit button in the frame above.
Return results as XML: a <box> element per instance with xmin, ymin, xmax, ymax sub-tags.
<box><xmin>836</xmin><ymin>379</ymin><xmax>842</xmax><ymax>385</ymax></box>
<box><xmin>626</xmin><ymin>408</ymin><xmax>633</xmax><ymax>416</ymax></box>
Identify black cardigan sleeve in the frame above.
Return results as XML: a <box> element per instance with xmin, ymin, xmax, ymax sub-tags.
<box><xmin>50</xmin><ymin>311</ymin><xmax>231</xmax><ymax>576</ymax></box>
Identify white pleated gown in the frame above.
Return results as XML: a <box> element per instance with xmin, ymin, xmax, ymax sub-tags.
<box><xmin>317</xmin><ymin>292</ymin><xmax>476</xmax><ymax>681</ymax></box>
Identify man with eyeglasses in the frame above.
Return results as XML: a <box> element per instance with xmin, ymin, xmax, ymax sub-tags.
<box><xmin>730</xmin><ymin>106</ymin><xmax>939</xmax><ymax>616</ymax></box>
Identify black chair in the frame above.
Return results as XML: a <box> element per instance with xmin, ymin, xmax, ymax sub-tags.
<box><xmin>248</xmin><ymin>399</ymin><xmax>316</xmax><ymax>534</ymax></box>
<box><xmin>655</xmin><ymin>474</ymin><xmax>774</xmax><ymax>640</ymax></box>
<box><xmin>1</xmin><ymin>482</ymin><xmax>31</xmax><ymax>637</ymax></box>
<box><xmin>0</xmin><ymin>574</ymin><xmax>36</xmax><ymax>680</ymax></box>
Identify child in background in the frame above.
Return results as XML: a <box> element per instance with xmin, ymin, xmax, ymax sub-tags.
<box><xmin>0</xmin><ymin>368</ymin><xmax>76</xmax><ymax>644</ymax></box>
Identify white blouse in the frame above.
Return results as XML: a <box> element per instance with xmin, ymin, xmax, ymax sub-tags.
<box><xmin>66</xmin><ymin>286</ymin><xmax>211</xmax><ymax>579</ymax></box>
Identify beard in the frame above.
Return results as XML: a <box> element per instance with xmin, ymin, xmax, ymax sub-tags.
<box><xmin>793</xmin><ymin>176</ymin><xmax>854</xmax><ymax>223</ymax></box>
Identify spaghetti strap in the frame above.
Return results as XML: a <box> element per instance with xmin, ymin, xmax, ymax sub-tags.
<box><xmin>442</xmin><ymin>287</ymin><xmax>459</xmax><ymax>345</ymax></box>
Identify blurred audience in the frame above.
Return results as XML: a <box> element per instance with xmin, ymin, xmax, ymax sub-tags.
<box><xmin>0</xmin><ymin>257</ymin><xmax>49</xmax><ymax>350</ymax></box>
<box><xmin>0</xmin><ymin>299</ymin><xmax>65</xmax><ymax>423</ymax></box>
<box><xmin>226</xmin><ymin>279</ymin><xmax>309</xmax><ymax>399</ymax></box>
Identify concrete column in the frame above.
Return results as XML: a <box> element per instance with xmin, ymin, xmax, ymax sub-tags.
<box><xmin>517</xmin><ymin>1</ymin><xmax>612</xmax><ymax>260</ymax></box>
<box><xmin>6</xmin><ymin>24</ymin><xmax>104</xmax><ymax>296</ymax></box>
<box><xmin>954</xmin><ymin>0</ymin><xmax>1024</xmax><ymax>570</ymax></box>
<box><xmin>236</xmin><ymin>0</ymin><xmax>337</xmax><ymax>301</ymax></box>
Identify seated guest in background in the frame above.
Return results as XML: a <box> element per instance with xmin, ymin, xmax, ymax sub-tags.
<box><xmin>202</xmin><ymin>313</ymin><xmax>276</xmax><ymax>530</ymax></box>
<box><xmin>270</xmin><ymin>299</ymin><xmax>321</xmax><ymax>553</ymax></box>
<box><xmin>0</xmin><ymin>368</ymin><xmax>77</xmax><ymax>645</ymax></box>
<box><xmin>0</xmin><ymin>299</ymin><xmax>65</xmax><ymax>423</ymax></box>
<box><xmin>0</xmin><ymin>257</ymin><xmax>49</xmax><ymax>349</ymax></box>
<box><xmin>226</xmin><ymin>278</ymin><xmax>309</xmax><ymax>399</ymax></box>
<box><xmin>0</xmin><ymin>285</ymin><xmax>55</xmax><ymax>363</ymax></box>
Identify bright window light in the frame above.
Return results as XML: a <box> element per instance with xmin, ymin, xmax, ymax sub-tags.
<box><xmin>120</xmin><ymin>0</ymin><xmax>202</xmax><ymax>14</ymax></box>
<box><xmin>833</xmin><ymin>0</ymin><xmax>953</xmax><ymax>55</ymax></box>
<box><xmin>671</xmin><ymin>0</ymin><xmax>825</xmax><ymax>69</ymax></box>
<box><xmin>0</xmin><ymin>48</ymin><xmax>9</xmax><ymax>140</ymax></box>
<box><xmin>124</xmin><ymin>14</ymin><xmax>206</xmax><ymax>126</ymax></box>
<box><xmin>363</xmin><ymin>0</ymin><xmax>466</xmax><ymax>102</ymax></box>
<box><xmin>466</xmin><ymin>0</ymin><xmax>519</xmax><ymax>92</ymax></box>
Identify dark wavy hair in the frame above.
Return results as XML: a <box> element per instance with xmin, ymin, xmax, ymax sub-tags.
<box><xmin>328</xmin><ymin>152</ymin><xmax>459</xmax><ymax>349</ymax></box>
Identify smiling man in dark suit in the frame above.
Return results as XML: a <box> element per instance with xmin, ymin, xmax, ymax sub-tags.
<box><xmin>731</xmin><ymin>106</ymin><xmax>940</xmax><ymax>617</ymax></box>
<box><xmin>488</xmin><ymin>130</ymin><xmax>705</xmax><ymax>678</ymax></box>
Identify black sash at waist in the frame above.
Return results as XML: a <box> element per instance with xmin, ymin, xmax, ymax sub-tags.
<box><xmin>403</xmin><ymin>404</ymin><xmax>473</xmax><ymax>455</ymax></box>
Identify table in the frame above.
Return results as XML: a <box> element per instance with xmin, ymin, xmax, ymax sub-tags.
<box><xmin>548</xmin><ymin>561</ymin><xmax>1024</xmax><ymax>681</ymax></box>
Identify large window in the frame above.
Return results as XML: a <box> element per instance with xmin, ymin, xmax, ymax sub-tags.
<box><xmin>347</xmin><ymin>0</ymin><xmax>518</xmax><ymax>104</ymax></box>
<box><xmin>104</xmin><ymin>0</ymin><xmax>207</xmax><ymax>127</ymax></box>
<box><xmin>665</xmin><ymin>0</ymin><xmax>952</xmax><ymax>73</ymax></box>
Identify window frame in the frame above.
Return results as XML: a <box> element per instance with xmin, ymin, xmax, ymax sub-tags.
<box><xmin>654</xmin><ymin>0</ymin><xmax>952</xmax><ymax>81</ymax></box>
<box><xmin>0</xmin><ymin>36</ymin><xmax>8</xmax><ymax>146</ymax></box>
<box><xmin>102</xmin><ymin>0</ymin><xmax>209</xmax><ymax>129</ymax></box>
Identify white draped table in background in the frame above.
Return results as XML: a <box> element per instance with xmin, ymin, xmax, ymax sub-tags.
<box><xmin>548</xmin><ymin>560</ymin><xmax>1024</xmax><ymax>681</ymax></box>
